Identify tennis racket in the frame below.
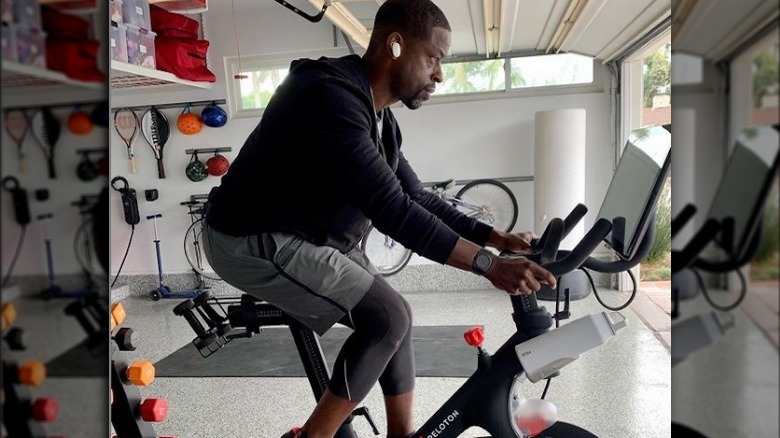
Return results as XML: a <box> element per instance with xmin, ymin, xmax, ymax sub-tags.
<box><xmin>30</xmin><ymin>108</ymin><xmax>61</xmax><ymax>179</ymax></box>
<box><xmin>114</xmin><ymin>107</ymin><xmax>140</xmax><ymax>173</ymax></box>
<box><xmin>141</xmin><ymin>107</ymin><xmax>170</xmax><ymax>179</ymax></box>
<box><xmin>4</xmin><ymin>110</ymin><xmax>30</xmax><ymax>173</ymax></box>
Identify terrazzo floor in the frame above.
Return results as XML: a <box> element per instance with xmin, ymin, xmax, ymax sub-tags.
<box><xmin>6</xmin><ymin>281</ymin><xmax>776</xmax><ymax>437</ymax></box>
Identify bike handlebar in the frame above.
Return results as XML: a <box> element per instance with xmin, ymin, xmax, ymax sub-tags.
<box><xmin>672</xmin><ymin>218</ymin><xmax>720</xmax><ymax>273</ymax></box>
<box><xmin>671</xmin><ymin>205</ymin><xmax>697</xmax><ymax>236</ymax></box>
<box><xmin>534</xmin><ymin>218</ymin><xmax>613</xmax><ymax>276</ymax></box>
<box><xmin>531</xmin><ymin>203</ymin><xmax>588</xmax><ymax>251</ymax></box>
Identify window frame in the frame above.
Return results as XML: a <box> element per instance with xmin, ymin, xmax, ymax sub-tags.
<box><xmin>225</xmin><ymin>50</ymin><xmax>602</xmax><ymax>119</ymax></box>
<box><xmin>224</xmin><ymin>47</ymin><xmax>353</xmax><ymax>119</ymax></box>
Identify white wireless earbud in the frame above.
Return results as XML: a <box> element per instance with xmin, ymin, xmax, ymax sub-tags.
<box><xmin>391</xmin><ymin>42</ymin><xmax>401</xmax><ymax>58</ymax></box>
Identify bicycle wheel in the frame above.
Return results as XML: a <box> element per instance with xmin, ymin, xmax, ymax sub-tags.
<box><xmin>454</xmin><ymin>179</ymin><xmax>518</xmax><ymax>232</ymax></box>
<box><xmin>184</xmin><ymin>219</ymin><xmax>222</xmax><ymax>281</ymax></box>
<box><xmin>360</xmin><ymin>225</ymin><xmax>413</xmax><ymax>276</ymax></box>
<box><xmin>73</xmin><ymin>219</ymin><xmax>102</xmax><ymax>276</ymax></box>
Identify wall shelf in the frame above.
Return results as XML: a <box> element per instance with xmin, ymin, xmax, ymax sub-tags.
<box><xmin>1</xmin><ymin>61</ymin><xmax>103</xmax><ymax>91</ymax></box>
<box><xmin>111</xmin><ymin>60</ymin><xmax>214</xmax><ymax>90</ymax></box>
<box><xmin>149</xmin><ymin>0</ymin><xmax>208</xmax><ymax>14</ymax></box>
<box><xmin>39</xmin><ymin>0</ymin><xmax>99</xmax><ymax>14</ymax></box>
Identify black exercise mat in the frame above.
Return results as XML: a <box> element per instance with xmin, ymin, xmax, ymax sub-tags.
<box><xmin>46</xmin><ymin>341</ymin><xmax>106</xmax><ymax>377</ymax></box>
<box><xmin>155</xmin><ymin>326</ymin><xmax>480</xmax><ymax>378</ymax></box>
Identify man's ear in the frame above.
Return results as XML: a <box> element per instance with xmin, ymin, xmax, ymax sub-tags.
<box><xmin>388</xmin><ymin>32</ymin><xmax>404</xmax><ymax>59</ymax></box>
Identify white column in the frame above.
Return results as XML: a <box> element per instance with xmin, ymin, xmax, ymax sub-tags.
<box><xmin>672</xmin><ymin>108</ymin><xmax>696</xmax><ymax>248</ymax></box>
<box><xmin>534</xmin><ymin>108</ymin><xmax>587</xmax><ymax>250</ymax></box>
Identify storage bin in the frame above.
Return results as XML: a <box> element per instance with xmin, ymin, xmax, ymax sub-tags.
<box><xmin>16</xmin><ymin>25</ymin><xmax>45</xmax><ymax>67</ymax></box>
<box><xmin>121</xmin><ymin>0</ymin><xmax>150</xmax><ymax>30</ymax></box>
<box><xmin>110</xmin><ymin>0</ymin><xmax>122</xmax><ymax>25</ymax></box>
<box><xmin>1</xmin><ymin>23</ymin><xmax>17</xmax><ymax>61</ymax></box>
<box><xmin>1</xmin><ymin>0</ymin><xmax>13</xmax><ymax>25</ymax></box>
<box><xmin>12</xmin><ymin>0</ymin><xmax>40</xmax><ymax>30</ymax></box>
<box><xmin>110</xmin><ymin>23</ymin><xmax>127</xmax><ymax>62</ymax></box>
<box><xmin>124</xmin><ymin>23</ymin><xmax>155</xmax><ymax>68</ymax></box>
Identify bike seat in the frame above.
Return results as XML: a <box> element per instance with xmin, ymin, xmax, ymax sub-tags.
<box><xmin>430</xmin><ymin>178</ymin><xmax>455</xmax><ymax>190</ymax></box>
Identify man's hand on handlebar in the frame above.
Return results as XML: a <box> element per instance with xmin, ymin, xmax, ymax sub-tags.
<box><xmin>486</xmin><ymin>230</ymin><xmax>538</xmax><ymax>254</ymax></box>
<box><xmin>485</xmin><ymin>255</ymin><xmax>557</xmax><ymax>296</ymax></box>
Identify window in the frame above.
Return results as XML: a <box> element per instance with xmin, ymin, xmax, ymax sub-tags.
<box><xmin>226</xmin><ymin>50</ymin><xmax>595</xmax><ymax>118</ymax></box>
<box><xmin>671</xmin><ymin>53</ymin><xmax>703</xmax><ymax>85</ymax></box>
<box><xmin>751</xmin><ymin>41</ymin><xmax>779</xmax><ymax>126</ymax></box>
<box><xmin>224</xmin><ymin>48</ymin><xmax>351</xmax><ymax>119</ymax></box>
<box><xmin>509</xmin><ymin>53</ymin><xmax>593</xmax><ymax>88</ymax></box>
<box><xmin>237</xmin><ymin>67</ymin><xmax>290</xmax><ymax>113</ymax></box>
<box><xmin>640</xmin><ymin>42</ymin><xmax>671</xmax><ymax>128</ymax></box>
<box><xmin>439</xmin><ymin>59</ymin><xmax>505</xmax><ymax>95</ymax></box>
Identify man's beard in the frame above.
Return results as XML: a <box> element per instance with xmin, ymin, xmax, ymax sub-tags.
<box><xmin>401</xmin><ymin>86</ymin><xmax>429</xmax><ymax>110</ymax></box>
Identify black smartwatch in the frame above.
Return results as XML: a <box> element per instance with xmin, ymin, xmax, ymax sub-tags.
<box><xmin>471</xmin><ymin>248</ymin><xmax>494</xmax><ymax>276</ymax></box>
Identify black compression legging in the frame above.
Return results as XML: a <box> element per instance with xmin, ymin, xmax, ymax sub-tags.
<box><xmin>328</xmin><ymin>275</ymin><xmax>415</xmax><ymax>402</ymax></box>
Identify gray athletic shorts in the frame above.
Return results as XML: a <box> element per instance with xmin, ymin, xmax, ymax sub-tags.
<box><xmin>202</xmin><ymin>223</ymin><xmax>377</xmax><ymax>336</ymax></box>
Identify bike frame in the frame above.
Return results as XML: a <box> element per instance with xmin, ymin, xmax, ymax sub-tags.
<box><xmin>412</xmin><ymin>312</ymin><xmax>588</xmax><ymax>437</ymax></box>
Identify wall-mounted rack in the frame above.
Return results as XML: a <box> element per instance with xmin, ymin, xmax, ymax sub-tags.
<box><xmin>3</xmin><ymin>100</ymin><xmax>106</xmax><ymax>112</ymax></box>
<box><xmin>190</xmin><ymin>194</ymin><xmax>209</xmax><ymax>202</ymax></box>
<box><xmin>76</xmin><ymin>147</ymin><xmax>109</xmax><ymax>155</ymax></box>
<box><xmin>111</xmin><ymin>60</ymin><xmax>214</xmax><ymax>92</ymax></box>
<box><xmin>111</xmin><ymin>99</ymin><xmax>226</xmax><ymax>113</ymax></box>
<box><xmin>185</xmin><ymin>147</ymin><xmax>232</xmax><ymax>155</ymax></box>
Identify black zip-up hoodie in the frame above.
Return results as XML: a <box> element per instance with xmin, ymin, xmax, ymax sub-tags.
<box><xmin>206</xmin><ymin>54</ymin><xmax>492</xmax><ymax>264</ymax></box>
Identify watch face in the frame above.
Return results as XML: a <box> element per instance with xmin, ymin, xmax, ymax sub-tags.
<box><xmin>476</xmin><ymin>253</ymin><xmax>492</xmax><ymax>271</ymax></box>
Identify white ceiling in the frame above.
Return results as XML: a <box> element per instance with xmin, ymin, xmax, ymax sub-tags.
<box><xmin>209</xmin><ymin>0</ymin><xmax>777</xmax><ymax>62</ymax></box>
<box><xmin>299</xmin><ymin>0</ymin><xmax>674</xmax><ymax>61</ymax></box>
<box><xmin>672</xmin><ymin>0</ymin><xmax>779</xmax><ymax>61</ymax></box>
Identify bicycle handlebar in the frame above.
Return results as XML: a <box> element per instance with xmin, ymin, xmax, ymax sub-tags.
<box><xmin>671</xmin><ymin>205</ymin><xmax>697</xmax><ymax>236</ymax></box>
<box><xmin>539</xmin><ymin>218</ymin><xmax>564</xmax><ymax>265</ymax></box>
<box><xmin>531</xmin><ymin>203</ymin><xmax>587</xmax><ymax>251</ymax></box>
<box><xmin>534</xmin><ymin>218</ymin><xmax>613</xmax><ymax>277</ymax></box>
<box><xmin>671</xmin><ymin>218</ymin><xmax>720</xmax><ymax>273</ymax></box>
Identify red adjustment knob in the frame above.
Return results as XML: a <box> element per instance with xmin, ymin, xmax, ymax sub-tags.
<box><xmin>32</xmin><ymin>398</ymin><xmax>59</xmax><ymax>422</ymax></box>
<box><xmin>464</xmin><ymin>327</ymin><xmax>485</xmax><ymax>347</ymax></box>
<box><xmin>140</xmin><ymin>397</ymin><xmax>168</xmax><ymax>422</ymax></box>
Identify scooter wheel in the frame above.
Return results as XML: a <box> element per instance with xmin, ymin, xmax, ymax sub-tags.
<box><xmin>40</xmin><ymin>289</ymin><xmax>53</xmax><ymax>301</ymax></box>
<box><xmin>150</xmin><ymin>290</ymin><xmax>161</xmax><ymax>301</ymax></box>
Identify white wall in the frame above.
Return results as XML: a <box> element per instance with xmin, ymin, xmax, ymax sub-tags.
<box><xmin>1</xmin><ymin>106</ymin><xmax>109</xmax><ymax>276</ymax></box>
<box><xmin>108</xmin><ymin>3</ymin><xmax>615</xmax><ymax>275</ymax></box>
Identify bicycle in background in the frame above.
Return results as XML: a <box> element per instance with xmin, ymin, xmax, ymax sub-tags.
<box><xmin>360</xmin><ymin>178</ymin><xmax>518</xmax><ymax>276</ymax></box>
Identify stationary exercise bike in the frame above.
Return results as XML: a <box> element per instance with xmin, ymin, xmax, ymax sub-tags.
<box><xmin>173</xmin><ymin>125</ymin><xmax>672</xmax><ymax>437</ymax></box>
<box><xmin>671</xmin><ymin>124</ymin><xmax>779</xmax><ymax>437</ymax></box>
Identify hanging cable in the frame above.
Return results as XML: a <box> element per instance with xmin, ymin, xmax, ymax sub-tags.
<box><xmin>693</xmin><ymin>266</ymin><xmax>747</xmax><ymax>312</ymax></box>
<box><xmin>584</xmin><ymin>267</ymin><xmax>638</xmax><ymax>311</ymax></box>
<box><xmin>2</xmin><ymin>226</ymin><xmax>27</xmax><ymax>288</ymax></box>
<box><xmin>231</xmin><ymin>0</ymin><xmax>247</xmax><ymax>79</ymax></box>
<box><xmin>110</xmin><ymin>225</ymin><xmax>135</xmax><ymax>289</ymax></box>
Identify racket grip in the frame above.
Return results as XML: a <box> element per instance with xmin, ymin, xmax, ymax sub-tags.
<box><xmin>157</xmin><ymin>159</ymin><xmax>166</xmax><ymax>179</ymax></box>
<box><xmin>47</xmin><ymin>159</ymin><xmax>56</xmax><ymax>179</ymax></box>
<box><xmin>19</xmin><ymin>155</ymin><xmax>27</xmax><ymax>173</ymax></box>
<box><xmin>130</xmin><ymin>157</ymin><xmax>137</xmax><ymax>174</ymax></box>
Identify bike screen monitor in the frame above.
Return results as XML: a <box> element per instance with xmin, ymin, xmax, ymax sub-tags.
<box><xmin>595</xmin><ymin>125</ymin><xmax>672</xmax><ymax>260</ymax></box>
<box><xmin>705</xmin><ymin>125</ymin><xmax>779</xmax><ymax>260</ymax></box>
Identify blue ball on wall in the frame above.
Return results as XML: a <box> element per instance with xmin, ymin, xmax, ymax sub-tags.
<box><xmin>201</xmin><ymin>103</ymin><xmax>228</xmax><ymax>128</ymax></box>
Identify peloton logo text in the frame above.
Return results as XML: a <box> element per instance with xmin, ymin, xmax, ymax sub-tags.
<box><xmin>423</xmin><ymin>410</ymin><xmax>460</xmax><ymax>438</ymax></box>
